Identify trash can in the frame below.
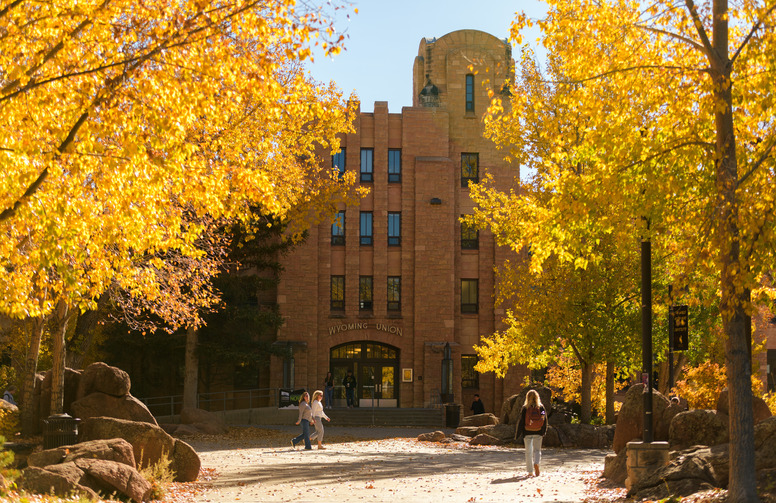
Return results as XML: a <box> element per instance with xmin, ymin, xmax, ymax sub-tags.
<box><xmin>42</xmin><ymin>413</ymin><xmax>80</xmax><ymax>449</ymax></box>
<box><xmin>444</xmin><ymin>403</ymin><xmax>462</xmax><ymax>428</ymax></box>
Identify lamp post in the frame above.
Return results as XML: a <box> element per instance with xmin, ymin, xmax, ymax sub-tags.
<box><xmin>441</xmin><ymin>342</ymin><xmax>453</xmax><ymax>403</ymax></box>
<box><xmin>641</xmin><ymin>230</ymin><xmax>653</xmax><ymax>443</ymax></box>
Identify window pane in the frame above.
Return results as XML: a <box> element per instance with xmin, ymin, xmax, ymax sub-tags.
<box><xmin>388</xmin><ymin>149</ymin><xmax>401</xmax><ymax>183</ymax></box>
<box><xmin>461</xmin><ymin>217</ymin><xmax>479</xmax><ymax>250</ymax></box>
<box><xmin>461</xmin><ymin>153</ymin><xmax>479</xmax><ymax>186</ymax></box>
<box><xmin>331</xmin><ymin>211</ymin><xmax>345</xmax><ymax>245</ymax></box>
<box><xmin>461</xmin><ymin>279</ymin><xmax>478</xmax><ymax>313</ymax></box>
<box><xmin>332</xmin><ymin>149</ymin><xmax>346</xmax><ymax>176</ymax></box>
<box><xmin>388</xmin><ymin>212</ymin><xmax>401</xmax><ymax>246</ymax></box>
<box><xmin>461</xmin><ymin>355</ymin><xmax>479</xmax><ymax>388</ymax></box>
<box><xmin>465</xmin><ymin>74</ymin><xmax>474</xmax><ymax>112</ymax></box>
<box><xmin>359</xmin><ymin>276</ymin><xmax>373</xmax><ymax>311</ymax></box>
<box><xmin>360</xmin><ymin>148</ymin><xmax>373</xmax><ymax>183</ymax></box>
<box><xmin>360</xmin><ymin>212</ymin><xmax>373</xmax><ymax>245</ymax></box>
<box><xmin>388</xmin><ymin>276</ymin><xmax>401</xmax><ymax>311</ymax></box>
<box><xmin>331</xmin><ymin>276</ymin><xmax>345</xmax><ymax>310</ymax></box>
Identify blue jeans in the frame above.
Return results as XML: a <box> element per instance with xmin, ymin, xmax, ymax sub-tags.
<box><xmin>523</xmin><ymin>434</ymin><xmax>543</xmax><ymax>473</ymax></box>
<box><xmin>292</xmin><ymin>419</ymin><xmax>312</xmax><ymax>449</ymax></box>
<box><xmin>346</xmin><ymin>388</ymin><xmax>355</xmax><ymax>407</ymax></box>
<box><xmin>324</xmin><ymin>386</ymin><xmax>334</xmax><ymax>408</ymax></box>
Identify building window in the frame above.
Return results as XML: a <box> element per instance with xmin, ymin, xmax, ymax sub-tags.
<box><xmin>331</xmin><ymin>275</ymin><xmax>345</xmax><ymax>311</ymax></box>
<box><xmin>332</xmin><ymin>149</ymin><xmax>346</xmax><ymax>176</ymax></box>
<box><xmin>360</xmin><ymin>212</ymin><xmax>373</xmax><ymax>246</ymax></box>
<box><xmin>388</xmin><ymin>149</ymin><xmax>402</xmax><ymax>183</ymax></box>
<box><xmin>388</xmin><ymin>212</ymin><xmax>401</xmax><ymax>246</ymax></box>
<box><xmin>461</xmin><ymin>279</ymin><xmax>478</xmax><ymax>313</ymax></box>
<box><xmin>360</xmin><ymin>148</ymin><xmax>373</xmax><ymax>183</ymax></box>
<box><xmin>465</xmin><ymin>74</ymin><xmax>474</xmax><ymax>112</ymax></box>
<box><xmin>461</xmin><ymin>355</ymin><xmax>479</xmax><ymax>389</ymax></box>
<box><xmin>387</xmin><ymin>276</ymin><xmax>401</xmax><ymax>312</ymax></box>
<box><xmin>331</xmin><ymin>211</ymin><xmax>345</xmax><ymax>246</ymax></box>
<box><xmin>461</xmin><ymin>153</ymin><xmax>479</xmax><ymax>187</ymax></box>
<box><xmin>359</xmin><ymin>276</ymin><xmax>373</xmax><ymax>311</ymax></box>
<box><xmin>461</xmin><ymin>217</ymin><xmax>479</xmax><ymax>250</ymax></box>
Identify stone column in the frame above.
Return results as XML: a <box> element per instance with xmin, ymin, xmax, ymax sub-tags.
<box><xmin>625</xmin><ymin>440</ymin><xmax>670</xmax><ymax>492</ymax></box>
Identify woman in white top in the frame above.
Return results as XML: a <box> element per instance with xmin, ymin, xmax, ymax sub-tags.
<box><xmin>309</xmin><ymin>390</ymin><xmax>331</xmax><ymax>449</ymax></box>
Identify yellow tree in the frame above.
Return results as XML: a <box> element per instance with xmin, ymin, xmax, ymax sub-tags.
<box><xmin>482</xmin><ymin>1</ymin><xmax>776</xmax><ymax>500</ymax></box>
<box><xmin>0</xmin><ymin>0</ymin><xmax>361</xmax><ymax>423</ymax></box>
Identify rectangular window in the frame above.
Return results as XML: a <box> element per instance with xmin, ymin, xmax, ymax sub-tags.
<box><xmin>387</xmin><ymin>276</ymin><xmax>401</xmax><ymax>311</ymax></box>
<box><xmin>331</xmin><ymin>276</ymin><xmax>345</xmax><ymax>311</ymax></box>
<box><xmin>461</xmin><ymin>355</ymin><xmax>479</xmax><ymax>389</ymax></box>
<box><xmin>360</xmin><ymin>148</ymin><xmax>373</xmax><ymax>183</ymax></box>
<box><xmin>461</xmin><ymin>217</ymin><xmax>479</xmax><ymax>250</ymax></box>
<box><xmin>359</xmin><ymin>276</ymin><xmax>373</xmax><ymax>311</ymax></box>
<box><xmin>331</xmin><ymin>211</ymin><xmax>345</xmax><ymax>246</ymax></box>
<box><xmin>461</xmin><ymin>153</ymin><xmax>479</xmax><ymax>186</ymax></box>
<box><xmin>332</xmin><ymin>148</ymin><xmax>346</xmax><ymax>176</ymax></box>
<box><xmin>461</xmin><ymin>279</ymin><xmax>478</xmax><ymax>313</ymax></box>
<box><xmin>465</xmin><ymin>74</ymin><xmax>474</xmax><ymax>112</ymax></box>
<box><xmin>388</xmin><ymin>149</ymin><xmax>402</xmax><ymax>183</ymax></box>
<box><xmin>388</xmin><ymin>212</ymin><xmax>401</xmax><ymax>246</ymax></box>
<box><xmin>360</xmin><ymin>212</ymin><xmax>373</xmax><ymax>246</ymax></box>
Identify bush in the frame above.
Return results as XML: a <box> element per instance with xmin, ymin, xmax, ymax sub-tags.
<box><xmin>674</xmin><ymin>362</ymin><xmax>726</xmax><ymax>409</ymax></box>
<box><xmin>0</xmin><ymin>436</ymin><xmax>20</xmax><ymax>497</ymax></box>
<box><xmin>0</xmin><ymin>409</ymin><xmax>19</xmax><ymax>440</ymax></box>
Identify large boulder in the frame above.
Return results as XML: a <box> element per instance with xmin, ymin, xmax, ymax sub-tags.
<box><xmin>669</xmin><ymin>409</ymin><xmax>728</xmax><ymax>451</ymax></box>
<box><xmin>71</xmin><ymin>392</ymin><xmax>157</xmax><ymax>425</ymax></box>
<box><xmin>500</xmin><ymin>385</ymin><xmax>553</xmax><ymax>425</ymax></box>
<box><xmin>454</xmin><ymin>426</ymin><xmax>480</xmax><ymax>437</ymax></box>
<box><xmin>19</xmin><ymin>465</ymin><xmax>99</xmax><ymax>500</ymax></box>
<box><xmin>417</xmin><ymin>431</ymin><xmax>446</xmax><ymax>442</ymax></box>
<box><xmin>77</xmin><ymin>362</ymin><xmax>131</xmax><ymax>399</ymax></box>
<box><xmin>603</xmin><ymin>449</ymin><xmax>628</xmax><ymax>485</ymax></box>
<box><xmin>469</xmin><ymin>433</ymin><xmax>502</xmax><ymax>446</ymax></box>
<box><xmin>459</xmin><ymin>413</ymin><xmax>499</xmax><ymax>427</ymax></box>
<box><xmin>673</xmin><ymin>444</ymin><xmax>730</xmax><ymax>488</ymax></box>
<box><xmin>74</xmin><ymin>458</ymin><xmax>152</xmax><ymax>503</ymax></box>
<box><xmin>28</xmin><ymin>438</ymin><xmax>136</xmax><ymax>469</ymax></box>
<box><xmin>717</xmin><ymin>389</ymin><xmax>772</xmax><ymax>425</ymax></box>
<box><xmin>628</xmin><ymin>454</ymin><xmax>718</xmax><ymax>500</ymax></box>
<box><xmin>754</xmin><ymin>416</ymin><xmax>776</xmax><ymax>472</ymax></box>
<box><xmin>552</xmin><ymin>423</ymin><xmax>613</xmax><ymax>449</ymax></box>
<box><xmin>612</xmin><ymin>384</ymin><xmax>671</xmax><ymax>453</ymax></box>
<box><xmin>80</xmin><ymin>416</ymin><xmax>200</xmax><ymax>482</ymax></box>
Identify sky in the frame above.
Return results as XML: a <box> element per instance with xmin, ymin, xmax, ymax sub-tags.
<box><xmin>306</xmin><ymin>0</ymin><xmax>547</xmax><ymax>113</ymax></box>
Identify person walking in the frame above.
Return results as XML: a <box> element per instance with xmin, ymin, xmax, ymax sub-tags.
<box><xmin>291</xmin><ymin>391</ymin><xmax>314</xmax><ymax>450</ymax></box>
<box><xmin>515</xmin><ymin>389</ymin><xmax>548</xmax><ymax>476</ymax></box>
<box><xmin>309</xmin><ymin>390</ymin><xmax>331</xmax><ymax>449</ymax></box>
<box><xmin>343</xmin><ymin>370</ymin><xmax>357</xmax><ymax>408</ymax></box>
<box><xmin>324</xmin><ymin>372</ymin><xmax>335</xmax><ymax>409</ymax></box>
<box><xmin>470</xmin><ymin>393</ymin><xmax>485</xmax><ymax>415</ymax></box>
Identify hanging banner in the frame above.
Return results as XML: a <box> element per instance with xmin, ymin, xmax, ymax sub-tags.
<box><xmin>672</xmin><ymin>305</ymin><xmax>689</xmax><ymax>351</ymax></box>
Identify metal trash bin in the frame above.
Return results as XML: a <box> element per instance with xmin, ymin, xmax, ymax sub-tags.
<box><xmin>43</xmin><ymin>413</ymin><xmax>80</xmax><ymax>449</ymax></box>
<box><xmin>444</xmin><ymin>403</ymin><xmax>462</xmax><ymax>428</ymax></box>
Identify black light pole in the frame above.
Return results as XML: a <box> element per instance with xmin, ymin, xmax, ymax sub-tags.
<box><xmin>641</xmin><ymin>231</ymin><xmax>653</xmax><ymax>443</ymax></box>
<box><xmin>668</xmin><ymin>285</ymin><xmax>674</xmax><ymax>394</ymax></box>
<box><xmin>441</xmin><ymin>342</ymin><xmax>453</xmax><ymax>403</ymax></box>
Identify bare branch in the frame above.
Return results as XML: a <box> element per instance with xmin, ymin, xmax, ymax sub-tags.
<box><xmin>731</xmin><ymin>3</ymin><xmax>776</xmax><ymax>65</ymax></box>
<box><xmin>737</xmin><ymin>136</ymin><xmax>776</xmax><ymax>187</ymax></box>
<box><xmin>634</xmin><ymin>23</ymin><xmax>706</xmax><ymax>53</ymax></box>
<box><xmin>0</xmin><ymin>0</ymin><xmax>23</xmax><ymax>20</ymax></box>
<box><xmin>684</xmin><ymin>0</ymin><xmax>715</xmax><ymax>60</ymax></box>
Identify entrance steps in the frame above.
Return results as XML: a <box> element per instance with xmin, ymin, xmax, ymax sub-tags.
<box><xmin>326</xmin><ymin>407</ymin><xmax>444</xmax><ymax>427</ymax></box>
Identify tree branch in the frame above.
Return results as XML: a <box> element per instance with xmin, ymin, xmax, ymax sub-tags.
<box><xmin>731</xmin><ymin>4</ymin><xmax>776</xmax><ymax>65</ymax></box>
<box><xmin>0</xmin><ymin>0</ymin><xmax>24</xmax><ymax>20</ymax></box>
<box><xmin>684</xmin><ymin>0</ymin><xmax>715</xmax><ymax>63</ymax></box>
<box><xmin>634</xmin><ymin>23</ymin><xmax>706</xmax><ymax>53</ymax></box>
<box><xmin>737</xmin><ymin>136</ymin><xmax>776</xmax><ymax>187</ymax></box>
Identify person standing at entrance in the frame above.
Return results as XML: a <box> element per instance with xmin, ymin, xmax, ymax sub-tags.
<box><xmin>470</xmin><ymin>394</ymin><xmax>485</xmax><ymax>415</ymax></box>
<box><xmin>309</xmin><ymin>390</ymin><xmax>331</xmax><ymax>449</ymax></box>
<box><xmin>324</xmin><ymin>372</ymin><xmax>334</xmax><ymax>409</ymax></box>
<box><xmin>291</xmin><ymin>392</ymin><xmax>314</xmax><ymax>450</ymax></box>
<box><xmin>343</xmin><ymin>370</ymin><xmax>357</xmax><ymax>408</ymax></box>
<box><xmin>515</xmin><ymin>389</ymin><xmax>547</xmax><ymax>476</ymax></box>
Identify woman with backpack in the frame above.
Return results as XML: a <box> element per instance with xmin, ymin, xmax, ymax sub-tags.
<box><xmin>515</xmin><ymin>389</ymin><xmax>548</xmax><ymax>476</ymax></box>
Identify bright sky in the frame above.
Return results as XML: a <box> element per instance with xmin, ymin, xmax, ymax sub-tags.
<box><xmin>307</xmin><ymin>0</ymin><xmax>547</xmax><ymax>113</ymax></box>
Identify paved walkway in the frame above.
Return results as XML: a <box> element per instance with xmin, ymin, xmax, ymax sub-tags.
<box><xmin>186</xmin><ymin>426</ymin><xmax>611</xmax><ymax>503</ymax></box>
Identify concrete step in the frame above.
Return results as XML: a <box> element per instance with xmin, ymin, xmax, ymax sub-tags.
<box><xmin>324</xmin><ymin>407</ymin><xmax>445</xmax><ymax>427</ymax></box>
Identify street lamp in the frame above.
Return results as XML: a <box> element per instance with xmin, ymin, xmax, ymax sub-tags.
<box><xmin>441</xmin><ymin>342</ymin><xmax>453</xmax><ymax>403</ymax></box>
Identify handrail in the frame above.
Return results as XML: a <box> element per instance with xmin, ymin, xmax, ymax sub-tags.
<box><xmin>139</xmin><ymin>388</ymin><xmax>279</xmax><ymax>417</ymax></box>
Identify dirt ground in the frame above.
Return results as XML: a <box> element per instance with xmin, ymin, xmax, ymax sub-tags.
<box><xmin>181</xmin><ymin>425</ymin><xmax>625</xmax><ymax>503</ymax></box>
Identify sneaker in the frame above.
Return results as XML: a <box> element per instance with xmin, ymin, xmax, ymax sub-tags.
<box><xmin>291</xmin><ymin>440</ymin><xmax>296</xmax><ymax>450</ymax></box>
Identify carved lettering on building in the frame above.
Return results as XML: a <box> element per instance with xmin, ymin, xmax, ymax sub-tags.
<box><xmin>328</xmin><ymin>323</ymin><xmax>403</xmax><ymax>337</ymax></box>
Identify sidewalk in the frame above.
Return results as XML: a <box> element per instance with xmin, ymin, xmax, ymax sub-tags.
<box><xmin>185</xmin><ymin>426</ymin><xmax>612</xmax><ymax>503</ymax></box>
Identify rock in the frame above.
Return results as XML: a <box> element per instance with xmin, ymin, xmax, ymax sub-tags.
<box><xmin>71</xmin><ymin>392</ymin><xmax>157</xmax><ymax>425</ymax></box>
<box><xmin>39</xmin><ymin>368</ymin><xmax>82</xmax><ymax>419</ymax></box>
<box><xmin>77</xmin><ymin>362</ymin><xmax>131</xmax><ymax>399</ymax></box>
<box><xmin>717</xmin><ymin>389</ymin><xmax>773</xmax><ymax>425</ymax></box>
<box><xmin>459</xmin><ymin>413</ymin><xmax>499</xmax><ymax>427</ymax></box>
<box><xmin>548</xmin><ymin>411</ymin><xmax>572</xmax><ymax>425</ymax></box>
<box><xmin>489</xmin><ymin>423</ymin><xmax>516</xmax><ymax>442</ymax></box>
<box><xmin>603</xmin><ymin>449</ymin><xmax>628</xmax><ymax>485</ymax></box>
<box><xmin>550</xmin><ymin>423</ymin><xmax>613</xmax><ymax>449</ymax></box>
<box><xmin>469</xmin><ymin>433</ymin><xmax>501</xmax><ymax>446</ymax></box>
<box><xmin>755</xmin><ymin>416</ymin><xmax>776</xmax><ymax>473</ymax></box>
<box><xmin>629</xmin><ymin>453</ymin><xmax>718</xmax><ymax>500</ymax></box>
<box><xmin>417</xmin><ymin>431</ymin><xmax>446</xmax><ymax>442</ymax></box>
<box><xmin>612</xmin><ymin>384</ymin><xmax>671</xmax><ymax>453</ymax></box>
<box><xmin>674</xmin><ymin>444</ymin><xmax>730</xmax><ymax>488</ymax></box>
<box><xmin>0</xmin><ymin>398</ymin><xmax>17</xmax><ymax>412</ymax></box>
<box><xmin>669</xmin><ymin>409</ymin><xmax>728</xmax><ymax>451</ymax></box>
<box><xmin>454</xmin><ymin>426</ymin><xmax>479</xmax><ymax>437</ymax></box>
<box><xmin>80</xmin><ymin>416</ymin><xmax>200</xmax><ymax>482</ymax></box>
<box><xmin>74</xmin><ymin>458</ymin><xmax>152</xmax><ymax>503</ymax></box>
<box><xmin>28</xmin><ymin>438</ymin><xmax>136</xmax><ymax>468</ymax></box>
<box><xmin>500</xmin><ymin>386</ymin><xmax>553</xmax><ymax>425</ymax></box>
<box><xmin>542</xmin><ymin>426</ymin><xmax>561</xmax><ymax>447</ymax></box>
<box><xmin>450</xmin><ymin>434</ymin><xmax>470</xmax><ymax>442</ymax></box>
<box><xmin>19</xmin><ymin>465</ymin><xmax>99</xmax><ymax>500</ymax></box>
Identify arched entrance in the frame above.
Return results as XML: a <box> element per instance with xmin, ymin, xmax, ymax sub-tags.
<box><xmin>330</xmin><ymin>341</ymin><xmax>399</xmax><ymax>407</ymax></box>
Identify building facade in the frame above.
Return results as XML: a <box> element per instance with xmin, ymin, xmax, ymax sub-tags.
<box><xmin>271</xmin><ymin>30</ymin><xmax>527</xmax><ymax>412</ymax></box>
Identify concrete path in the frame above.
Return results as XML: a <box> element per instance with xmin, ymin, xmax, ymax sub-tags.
<box><xmin>186</xmin><ymin>426</ymin><xmax>611</xmax><ymax>503</ymax></box>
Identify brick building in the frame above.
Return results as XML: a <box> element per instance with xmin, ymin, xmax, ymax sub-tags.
<box><xmin>271</xmin><ymin>30</ymin><xmax>528</xmax><ymax>413</ymax></box>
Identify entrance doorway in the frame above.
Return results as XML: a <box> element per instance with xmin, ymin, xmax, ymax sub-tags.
<box><xmin>330</xmin><ymin>341</ymin><xmax>399</xmax><ymax>407</ymax></box>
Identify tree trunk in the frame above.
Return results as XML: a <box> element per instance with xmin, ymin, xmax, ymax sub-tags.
<box><xmin>50</xmin><ymin>300</ymin><xmax>72</xmax><ymax>415</ymax></box>
<box><xmin>709</xmin><ymin>0</ymin><xmax>757</xmax><ymax>499</ymax></box>
<box><xmin>20</xmin><ymin>316</ymin><xmax>46</xmax><ymax>436</ymax></box>
<box><xmin>183</xmin><ymin>326</ymin><xmax>199</xmax><ymax>409</ymax></box>
<box><xmin>605</xmin><ymin>360</ymin><xmax>615</xmax><ymax>424</ymax></box>
<box><xmin>66</xmin><ymin>293</ymin><xmax>108</xmax><ymax>369</ymax></box>
<box><xmin>580</xmin><ymin>361</ymin><xmax>593</xmax><ymax>424</ymax></box>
